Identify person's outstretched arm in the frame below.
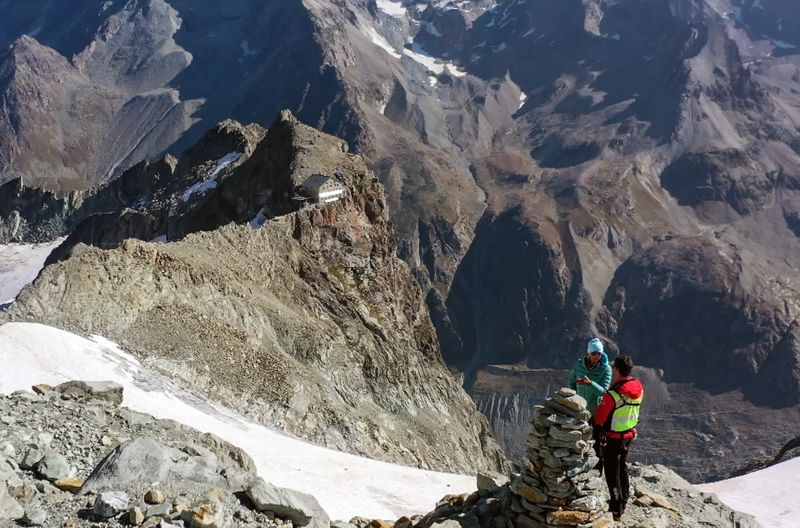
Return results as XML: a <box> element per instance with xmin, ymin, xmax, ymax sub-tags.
<box><xmin>588</xmin><ymin>363</ymin><xmax>612</xmax><ymax>394</ymax></box>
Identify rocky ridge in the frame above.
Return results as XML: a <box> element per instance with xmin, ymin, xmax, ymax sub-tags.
<box><xmin>0</xmin><ymin>113</ymin><xmax>507</xmax><ymax>475</ymax></box>
<box><xmin>0</xmin><ymin>381</ymin><xmax>329</xmax><ymax>528</ymax></box>
<box><xmin>0</xmin><ymin>382</ymin><xmax>760</xmax><ymax>528</ymax></box>
<box><xmin>0</xmin><ymin>118</ymin><xmax>266</xmax><ymax>245</ymax></box>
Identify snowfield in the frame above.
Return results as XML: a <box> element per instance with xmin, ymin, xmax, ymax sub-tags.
<box><xmin>403</xmin><ymin>43</ymin><xmax>467</xmax><ymax>77</ymax></box>
<box><xmin>0</xmin><ymin>239</ymin><xmax>65</xmax><ymax>304</ymax></box>
<box><xmin>0</xmin><ymin>323</ymin><xmax>476</xmax><ymax>521</ymax></box>
<box><xmin>698</xmin><ymin>457</ymin><xmax>800</xmax><ymax>528</ymax></box>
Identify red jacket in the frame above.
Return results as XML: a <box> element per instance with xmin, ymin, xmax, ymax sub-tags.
<box><xmin>592</xmin><ymin>377</ymin><xmax>644</xmax><ymax>440</ymax></box>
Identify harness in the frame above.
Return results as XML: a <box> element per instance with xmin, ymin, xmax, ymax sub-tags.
<box><xmin>603</xmin><ymin>378</ymin><xmax>643</xmax><ymax>435</ymax></box>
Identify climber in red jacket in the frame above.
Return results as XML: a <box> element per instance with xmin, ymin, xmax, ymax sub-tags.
<box><xmin>593</xmin><ymin>355</ymin><xmax>644</xmax><ymax>521</ymax></box>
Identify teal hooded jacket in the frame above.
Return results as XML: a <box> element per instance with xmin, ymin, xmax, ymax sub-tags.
<box><xmin>567</xmin><ymin>352</ymin><xmax>612</xmax><ymax>413</ymax></box>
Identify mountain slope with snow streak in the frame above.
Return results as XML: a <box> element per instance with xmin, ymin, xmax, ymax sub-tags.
<box><xmin>0</xmin><ymin>322</ymin><xmax>475</xmax><ymax>521</ymax></box>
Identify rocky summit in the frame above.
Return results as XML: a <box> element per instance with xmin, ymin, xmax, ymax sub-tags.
<box><xmin>397</xmin><ymin>388</ymin><xmax>759</xmax><ymax>528</ymax></box>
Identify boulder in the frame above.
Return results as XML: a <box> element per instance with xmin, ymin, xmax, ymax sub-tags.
<box><xmin>552</xmin><ymin>393</ymin><xmax>587</xmax><ymax>412</ymax></box>
<box><xmin>647</xmin><ymin>493</ymin><xmax>677</xmax><ymax>511</ymax></box>
<box><xmin>80</xmin><ymin>437</ymin><xmax>227</xmax><ymax>495</ymax></box>
<box><xmin>392</xmin><ymin>516</ymin><xmax>411</xmax><ymax>528</ymax></box>
<box><xmin>476</xmin><ymin>470</ymin><xmax>508</xmax><ymax>493</ymax></box>
<box><xmin>145</xmin><ymin>502</ymin><xmax>171</xmax><ymax>519</ymax></box>
<box><xmin>145</xmin><ymin>488</ymin><xmax>166</xmax><ymax>504</ymax></box>
<box><xmin>510</xmin><ymin>480</ymin><xmax>547</xmax><ymax>504</ymax></box>
<box><xmin>569</xmin><ymin>495</ymin><xmax>600</xmax><ymax>512</ymax></box>
<box><xmin>0</xmin><ymin>456</ymin><xmax>23</xmax><ymax>489</ymax></box>
<box><xmin>35</xmin><ymin>453</ymin><xmax>70</xmax><ymax>482</ymax></box>
<box><xmin>31</xmin><ymin>385</ymin><xmax>53</xmax><ymax>396</ymax></box>
<box><xmin>20</xmin><ymin>501</ymin><xmax>48</xmax><ymax>526</ymax></box>
<box><xmin>173</xmin><ymin>495</ymin><xmax>193</xmax><ymax>514</ymax></box>
<box><xmin>129</xmin><ymin>506</ymin><xmax>145</xmax><ymax>525</ymax></box>
<box><xmin>545</xmin><ymin>510</ymin><xmax>590</xmax><ymax>525</ymax></box>
<box><xmin>246</xmin><ymin>477</ymin><xmax>330</xmax><ymax>528</ymax></box>
<box><xmin>186</xmin><ymin>503</ymin><xmax>228</xmax><ymax>528</ymax></box>
<box><xmin>20</xmin><ymin>448</ymin><xmax>44</xmax><ymax>470</ymax></box>
<box><xmin>54</xmin><ymin>380</ymin><xmax>124</xmax><ymax>404</ymax></box>
<box><xmin>54</xmin><ymin>478</ymin><xmax>83</xmax><ymax>493</ymax></box>
<box><xmin>94</xmin><ymin>491</ymin><xmax>130</xmax><ymax>518</ymax></box>
<box><xmin>0</xmin><ymin>485</ymin><xmax>24</xmax><ymax>520</ymax></box>
<box><xmin>0</xmin><ymin>442</ymin><xmax>15</xmax><ymax>459</ymax></box>
<box><xmin>429</xmin><ymin>521</ymin><xmax>460</xmax><ymax>528</ymax></box>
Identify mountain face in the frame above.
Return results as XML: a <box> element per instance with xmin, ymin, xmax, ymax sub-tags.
<box><xmin>0</xmin><ymin>112</ymin><xmax>508</xmax><ymax>475</ymax></box>
<box><xmin>2</xmin><ymin>0</ymin><xmax>800</xmax><ymax>481</ymax></box>
<box><xmin>0</xmin><ymin>0</ymin><xmax>359</xmax><ymax>190</ymax></box>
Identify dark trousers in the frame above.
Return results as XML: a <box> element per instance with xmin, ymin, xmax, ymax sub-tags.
<box><xmin>591</xmin><ymin>422</ymin><xmax>604</xmax><ymax>464</ymax></box>
<box><xmin>603</xmin><ymin>437</ymin><xmax>632</xmax><ymax>514</ymax></box>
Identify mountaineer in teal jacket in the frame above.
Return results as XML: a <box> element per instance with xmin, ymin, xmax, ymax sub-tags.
<box><xmin>567</xmin><ymin>337</ymin><xmax>612</xmax><ymax>412</ymax></box>
<box><xmin>568</xmin><ymin>337</ymin><xmax>613</xmax><ymax>471</ymax></box>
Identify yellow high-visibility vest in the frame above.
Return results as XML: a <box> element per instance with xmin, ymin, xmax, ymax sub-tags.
<box><xmin>608</xmin><ymin>387</ymin><xmax>643</xmax><ymax>433</ymax></box>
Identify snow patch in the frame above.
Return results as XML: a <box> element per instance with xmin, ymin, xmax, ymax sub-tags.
<box><xmin>0</xmin><ymin>239</ymin><xmax>65</xmax><ymax>304</ymax></box>
<box><xmin>376</xmin><ymin>0</ymin><xmax>407</xmax><ymax>17</ymax></box>
<box><xmin>182</xmin><ymin>152</ymin><xmax>241</xmax><ymax>202</ymax></box>
<box><xmin>698</xmin><ymin>457</ymin><xmax>800</xmax><ymax>528</ymax></box>
<box><xmin>366</xmin><ymin>27</ymin><xmax>402</xmax><ymax>59</ymax></box>
<box><xmin>518</xmin><ymin>91</ymin><xmax>527</xmax><ymax>110</ymax></box>
<box><xmin>0</xmin><ymin>323</ymin><xmax>477</xmax><ymax>520</ymax></box>
<box><xmin>403</xmin><ymin>43</ymin><xmax>467</xmax><ymax>77</ymax></box>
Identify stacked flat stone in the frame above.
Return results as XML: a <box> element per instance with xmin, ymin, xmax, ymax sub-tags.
<box><xmin>508</xmin><ymin>388</ymin><xmax>611</xmax><ymax>528</ymax></box>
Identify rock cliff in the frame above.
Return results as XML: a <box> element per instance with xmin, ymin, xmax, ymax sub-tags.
<box><xmin>1</xmin><ymin>114</ymin><xmax>507</xmax><ymax>475</ymax></box>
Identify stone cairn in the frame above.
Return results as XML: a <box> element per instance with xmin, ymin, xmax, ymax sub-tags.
<box><xmin>508</xmin><ymin>388</ymin><xmax>611</xmax><ymax>528</ymax></box>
